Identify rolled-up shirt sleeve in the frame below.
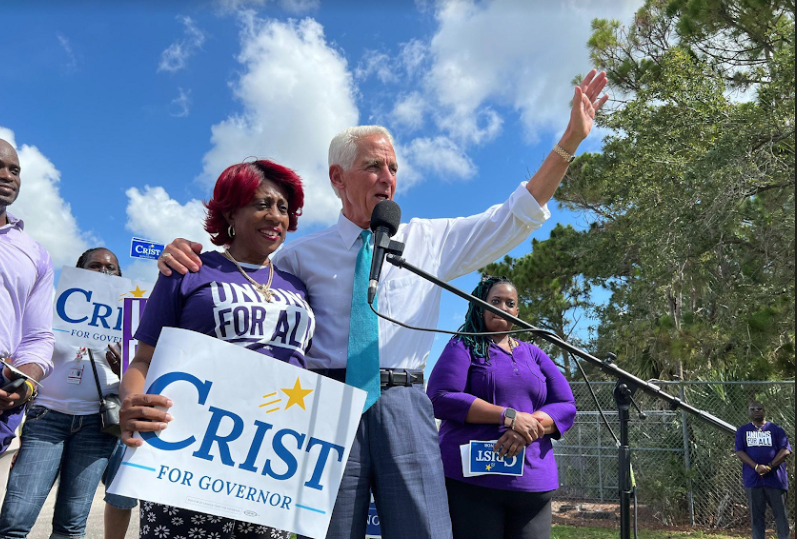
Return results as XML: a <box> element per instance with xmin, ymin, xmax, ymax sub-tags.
<box><xmin>534</xmin><ymin>350</ymin><xmax>577</xmax><ymax>439</ymax></box>
<box><xmin>14</xmin><ymin>258</ymin><xmax>55</xmax><ymax>378</ymax></box>
<box><xmin>428</xmin><ymin>182</ymin><xmax>551</xmax><ymax>282</ymax></box>
<box><xmin>426</xmin><ymin>340</ymin><xmax>478</xmax><ymax>423</ymax></box>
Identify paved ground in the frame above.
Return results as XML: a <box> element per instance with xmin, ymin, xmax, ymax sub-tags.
<box><xmin>29</xmin><ymin>483</ymin><xmax>139</xmax><ymax>539</ymax></box>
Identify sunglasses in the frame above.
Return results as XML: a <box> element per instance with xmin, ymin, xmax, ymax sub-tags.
<box><xmin>749</xmin><ymin>407</ymin><xmax>764</xmax><ymax>411</ymax></box>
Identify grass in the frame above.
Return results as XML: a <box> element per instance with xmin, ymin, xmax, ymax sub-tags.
<box><xmin>550</xmin><ymin>525</ymin><xmax>747</xmax><ymax>539</ymax></box>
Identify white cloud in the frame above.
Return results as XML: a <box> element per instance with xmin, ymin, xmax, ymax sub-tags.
<box><xmin>158</xmin><ymin>16</ymin><xmax>206</xmax><ymax>73</ymax></box>
<box><xmin>355</xmin><ymin>50</ymin><xmax>398</xmax><ymax>84</ymax></box>
<box><xmin>215</xmin><ymin>0</ymin><xmax>319</xmax><ymax>14</ymax></box>
<box><xmin>57</xmin><ymin>34</ymin><xmax>78</xmax><ymax>72</ymax></box>
<box><xmin>199</xmin><ymin>15</ymin><xmax>359</xmax><ymax>227</ymax></box>
<box><xmin>124</xmin><ymin>186</ymin><xmax>212</xmax><ymax>248</ymax></box>
<box><xmin>170</xmin><ymin>88</ymin><xmax>192</xmax><ymax>118</ymax></box>
<box><xmin>414</xmin><ymin>0</ymin><xmax>642</xmax><ymax>144</ymax></box>
<box><xmin>403</xmin><ymin>136</ymin><xmax>476</xmax><ymax>180</ymax></box>
<box><xmin>0</xmin><ymin>126</ymin><xmax>93</xmax><ymax>268</ymax></box>
<box><xmin>0</xmin><ymin>127</ymin><xmax>16</xmax><ymax>148</ymax></box>
<box><xmin>121</xmin><ymin>259</ymin><xmax>163</xmax><ymax>285</ymax></box>
<box><xmin>399</xmin><ymin>39</ymin><xmax>428</xmax><ymax>77</ymax></box>
<box><xmin>391</xmin><ymin>92</ymin><xmax>427</xmax><ymax>131</ymax></box>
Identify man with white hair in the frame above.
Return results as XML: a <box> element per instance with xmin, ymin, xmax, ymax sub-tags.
<box><xmin>159</xmin><ymin>69</ymin><xmax>609</xmax><ymax>538</ymax></box>
<box><xmin>0</xmin><ymin>137</ymin><xmax>55</xmax><ymax>494</ymax></box>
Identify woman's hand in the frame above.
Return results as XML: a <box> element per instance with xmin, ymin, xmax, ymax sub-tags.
<box><xmin>512</xmin><ymin>412</ymin><xmax>546</xmax><ymax>443</ymax></box>
<box><xmin>120</xmin><ymin>393</ymin><xmax>173</xmax><ymax>448</ymax></box>
<box><xmin>494</xmin><ymin>429</ymin><xmax>527</xmax><ymax>459</ymax></box>
<box><xmin>106</xmin><ymin>343</ymin><xmax>122</xmax><ymax>376</ymax></box>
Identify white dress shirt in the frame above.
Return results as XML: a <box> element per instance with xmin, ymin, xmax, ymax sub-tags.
<box><xmin>273</xmin><ymin>182</ymin><xmax>550</xmax><ymax>370</ymax></box>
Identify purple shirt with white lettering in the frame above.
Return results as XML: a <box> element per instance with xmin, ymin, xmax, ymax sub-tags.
<box><xmin>135</xmin><ymin>251</ymin><xmax>315</xmax><ymax>368</ymax></box>
<box><xmin>735</xmin><ymin>422</ymin><xmax>791</xmax><ymax>490</ymax></box>
<box><xmin>427</xmin><ymin>338</ymin><xmax>576</xmax><ymax>492</ymax></box>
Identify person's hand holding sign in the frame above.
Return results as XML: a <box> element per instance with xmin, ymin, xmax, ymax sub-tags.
<box><xmin>494</xmin><ymin>429</ymin><xmax>526</xmax><ymax>459</ymax></box>
<box><xmin>119</xmin><ymin>342</ymin><xmax>173</xmax><ymax>447</ymax></box>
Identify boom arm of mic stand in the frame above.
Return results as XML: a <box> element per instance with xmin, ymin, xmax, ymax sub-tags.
<box><xmin>385</xmin><ymin>254</ymin><xmax>737</xmax><ymax>436</ymax></box>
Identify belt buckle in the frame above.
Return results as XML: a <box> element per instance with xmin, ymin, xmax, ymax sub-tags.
<box><xmin>404</xmin><ymin>369</ymin><xmax>413</xmax><ymax>387</ymax></box>
<box><xmin>387</xmin><ymin>370</ymin><xmax>395</xmax><ymax>388</ymax></box>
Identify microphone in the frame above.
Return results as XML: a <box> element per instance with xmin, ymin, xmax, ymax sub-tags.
<box><xmin>368</xmin><ymin>200</ymin><xmax>401</xmax><ymax>305</ymax></box>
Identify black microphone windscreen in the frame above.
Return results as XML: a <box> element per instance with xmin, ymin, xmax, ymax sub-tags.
<box><xmin>370</xmin><ymin>200</ymin><xmax>401</xmax><ymax>237</ymax></box>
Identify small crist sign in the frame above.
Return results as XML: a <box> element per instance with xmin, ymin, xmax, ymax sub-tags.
<box><xmin>130</xmin><ymin>237</ymin><xmax>165</xmax><ymax>260</ymax></box>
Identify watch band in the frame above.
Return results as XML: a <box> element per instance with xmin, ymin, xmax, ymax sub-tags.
<box><xmin>503</xmin><ymin>407</ymin><xmax>517</xmax><ymax>428</ymax></box>
<box><xmin>553</xmin><ymin>143</ymin><xmax>576</xmax><ymax>163</ymax></box>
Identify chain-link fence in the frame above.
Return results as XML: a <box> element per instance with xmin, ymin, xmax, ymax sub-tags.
<box><xmin>553</xmin><ymin>381</ymin><xmax>795</xmax><ymax>530</ymax></box>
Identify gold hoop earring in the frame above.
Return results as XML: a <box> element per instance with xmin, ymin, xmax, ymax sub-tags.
<box><xmin>228</xmin><ymin>224</ymin><xmax>235</xmax><ymax>238</ymax></box>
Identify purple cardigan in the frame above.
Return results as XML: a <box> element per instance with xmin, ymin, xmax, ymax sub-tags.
<box><xmin>427</xmin><ymin>338</ymin><xmax>576</xmax><ymax>492</ymax></box>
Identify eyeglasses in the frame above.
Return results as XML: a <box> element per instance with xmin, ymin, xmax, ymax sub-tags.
<box><xmin>748</xmin><ymin>407</ymin><xmax>764</xmax><ymax>411</ymax></box>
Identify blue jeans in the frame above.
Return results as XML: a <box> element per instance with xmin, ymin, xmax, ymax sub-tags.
<box><xmin>102</xmin><ymin>440</ymin><xmax>137</xmax><ymax>510</ymax></box>
<box><xmin>746</xmin><ymin>487</ymin><xmax>791</xmax><ymax>539</ymax></box>
<box><xmin>0</xmin><ymin>406</ymin><xmax>118</xmax><ymax>539</ymax></box>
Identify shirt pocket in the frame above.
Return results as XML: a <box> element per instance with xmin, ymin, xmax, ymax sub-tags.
<box><xmin>382</xmin><ymin>276</ymin><xmax>416</xmax><ymax>319</ymax></box>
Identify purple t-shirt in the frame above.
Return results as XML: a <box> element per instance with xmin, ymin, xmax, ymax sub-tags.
<box><xmin>135</xmin><ymin>251</ymin><xmax>315</xmax><ymax>369</ymax></box>
<box><xmin>735</xmin><ymin>422</ymin><xmax>791</xmax><ymax>490</ymax></box>
<box><xmin>427</xmin><ymin>338</ymin><xmax>576</xmax><ymax>492</ymax></box>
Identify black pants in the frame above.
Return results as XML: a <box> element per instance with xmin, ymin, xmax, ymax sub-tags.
<box><xmin>446</xmin><ymin>478</ymin><xmax>553</xmax><ymax>539</ymax></box>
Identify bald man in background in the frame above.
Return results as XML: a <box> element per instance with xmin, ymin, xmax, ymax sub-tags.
<box><xmin>0</xmin><ymin>138</ymin><xmax>55</xmax><ymax>495</ymax></box>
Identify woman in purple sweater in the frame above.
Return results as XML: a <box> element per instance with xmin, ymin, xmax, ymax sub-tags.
<box><xmin>427</xmin><ymin>275</ymin><xmax>576</xmax><ymax>539</ymax></box>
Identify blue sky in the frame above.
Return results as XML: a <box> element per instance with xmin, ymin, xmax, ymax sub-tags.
<box><xmin>1</xmin><ymin>0</ymin><xmax>641</xmax><ymax>374</ymax></box>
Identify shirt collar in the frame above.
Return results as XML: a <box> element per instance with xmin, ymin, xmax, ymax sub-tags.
<box><xmin>337</xmin><ymin>212</ymin><xmax>369</xmax><ymax>251</ymax></box>
<box><xmin>0</xmin><ymin>212</ymin><xmax>23</xmax><ymax>232</ymax></box>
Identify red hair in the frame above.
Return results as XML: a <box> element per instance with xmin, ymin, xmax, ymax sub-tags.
<box><xmin>204</xmin><ymin>160</ymin><xmax>305</xmax><ymax>246</ymax></box>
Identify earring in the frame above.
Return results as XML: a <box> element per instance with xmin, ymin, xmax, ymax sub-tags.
<box><xmin>228</xmin><ymin>224</ymin><xmax>235</xmax><ymax>238</ymax></box>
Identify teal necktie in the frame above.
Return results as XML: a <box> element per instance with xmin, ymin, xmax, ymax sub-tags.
<box><xmin>346</xmin><ymin>229</ymin><xmax>381</xmax><ymax>411</ymax></box>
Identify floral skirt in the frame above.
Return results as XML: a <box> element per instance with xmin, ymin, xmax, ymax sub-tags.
<box><xmin>139</xmin><ymin>501</ymin><xmax>292</xmax><ymax>539</ymax></box>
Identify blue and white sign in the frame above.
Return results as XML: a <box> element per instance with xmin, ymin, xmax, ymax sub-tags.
<box><xmin>130</xmin><ymin>237</ymin><xmax>165</xmax><ymax>260</ymax></box>
<box><xmin>53</xmin><ymin>266</ymin><xmax>152</xmax><ymax>349</ymax></box>
<box><xmin>461</xmin><ymin>440</ymin><xmax>525</xmax><ymax>477</ymax></box>
<box><xmin>366</xmin><ymin>501</ymin><xmax>381</xmax><ymax>538</ymax></box>
<box><xmin>108</xmin><ymin>327</ymin><xmax>366</xmax><ymax>539</ymax></box>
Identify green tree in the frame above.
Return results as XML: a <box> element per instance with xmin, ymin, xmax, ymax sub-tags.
<box><xmin>485</xmin><ymin>225</ymin><xmax>595</xmax><ymax>377</ymax></box>
<box><xmin>498</xmin><ymin>0</ymin><xmax>794</xmax><ymax>380</ymax></box>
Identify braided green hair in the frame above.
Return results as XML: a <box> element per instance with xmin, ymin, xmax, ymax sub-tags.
<box><xmin>456</xmin><ymin>275</ymin><xmax>514</xmax><ymax>361</ymax></box>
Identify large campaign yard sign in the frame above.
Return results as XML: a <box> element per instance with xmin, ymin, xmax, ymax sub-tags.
<box><xmin>109</xmin><ymin>328</ymin><xmax>366</xmax><ymax>539</ymax></box>
<box><xmin>53</xmin><ymin>266</ymin><xmax>153</xmax><ymax>350</ymax></box>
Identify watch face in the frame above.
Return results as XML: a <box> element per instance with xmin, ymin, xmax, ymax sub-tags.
<box><xmin>506</xmin><ymin>408</ymin><xmax>517</xmax><ymax>419</ymax></box>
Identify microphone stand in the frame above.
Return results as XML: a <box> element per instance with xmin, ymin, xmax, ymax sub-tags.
<box><xmin>384</xmin><ymin>252</ymin><xmax>736</xmax><ymax>539</ymax></box>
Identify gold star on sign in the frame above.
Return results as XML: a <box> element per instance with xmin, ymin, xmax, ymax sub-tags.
<box><xmin>281</xmin><ymin>377</ymin><xmax>314</xmax><ymax>410</ymax></box>
<box><xmin>129</xmin><ymin>286</ymin><xmax>147</xmax><ymax>298</ymax></box>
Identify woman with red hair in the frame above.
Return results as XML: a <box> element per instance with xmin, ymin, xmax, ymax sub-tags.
<box><xmin>119</xmin><ymin>160</ymin><xmax>313</xmax><ymax>539</ymax></box>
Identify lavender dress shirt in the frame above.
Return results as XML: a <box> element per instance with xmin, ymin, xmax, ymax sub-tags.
<box><xmin>0</xmin><ymin>213</ymin><xmax>55</xmax><ymax>453</ymax></box>
<box><xmin>427</xmin><ymin>338</ymin><xmax>576</xmax><ymax>492</ymax></box>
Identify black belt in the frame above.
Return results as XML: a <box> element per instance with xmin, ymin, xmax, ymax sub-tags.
<box><xmin>380</xmin><ymin>369</ymin><xmax>424</xmax><ymax>387</ymax></box>
<box><xmin>311</xmin><ymin>368</ymin><xmax>424</xmax><ymax>387</ymax></box>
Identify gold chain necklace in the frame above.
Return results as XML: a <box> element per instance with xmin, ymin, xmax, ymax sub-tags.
<box><xmin>507</xmin><ymin>337</ymin><xmax>516</xmax><ymax>356</ymax></box>
<box><xmin>222</xmin><ymin>249</ymin><xmax>274</xmax><ymax>302</ymax></box>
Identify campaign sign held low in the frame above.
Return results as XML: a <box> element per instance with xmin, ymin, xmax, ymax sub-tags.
<box><xmin>130</xmin><ymin>237</ymin><xmax>165</xmax><ymax>260</ymax></box>
<box><xmin>108</xmin><ymin>327</ymin><xmax>366</xmax><ymax>539</ymax></box>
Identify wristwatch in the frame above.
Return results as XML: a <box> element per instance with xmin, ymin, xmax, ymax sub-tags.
<box><xmin>503</xmin><ymin>408</ymin><xmax>517</xmax><ymax>429</ymax></box>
